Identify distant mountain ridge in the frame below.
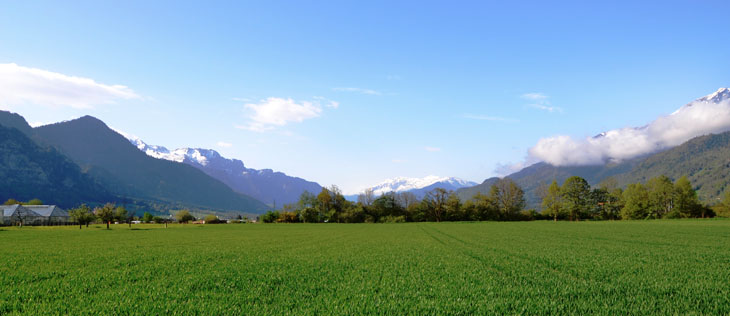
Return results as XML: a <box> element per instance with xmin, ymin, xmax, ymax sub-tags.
<box><xmin>348</xmin><ymin>176</ymin><xmax>477</xmax><ymax>200</ymax></box>
<box><xmin>127</xmin><ymin>137</ymin><xmax>323</xmax><ymax>205</ymax></box>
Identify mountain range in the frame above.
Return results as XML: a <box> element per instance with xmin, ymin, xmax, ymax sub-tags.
<box><xmin>0</xmin><ymin>111</ymin><xmax>270</xmax><ymax>215</ymax></box>
<box><xmin>128</xmin><ymin>137</ymin><xmax>322</xmax><ymax>206</ymax></box>
<box><xmin>347</xmin><ymin>176</ymin><xmax>477</xmax><ymax>200</ymax></box>
<box><xmin>2</xmin><ymin>87</ymin><xmax>729</xmax><ymax>215</ymax></box>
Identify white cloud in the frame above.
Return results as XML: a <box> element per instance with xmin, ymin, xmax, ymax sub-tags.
<box><xmin>522</xmin><ymin>92</ymin><xmax>562</xmax><ymax>113</ymax></box>
<box><xmin>392</xmin><ymin>158</ymin><xmax>407</xmax><ymax>163</ymax></box>
<box><xmin>463</xmin><ymin>114</ymin><xmax>519</xmax><ymax>122</ymax></box>
<box><xmin>0</xmin><ymin>63</ymin><xmax>139</xmax><ymax>109</ymax></box>
<box><xmin>529</xmin><ymin>103</ymin><xmax>563</xmax><ymax>113</ymax></box>
<box><xmin>424</xmin><ymin>146</ymin><xmax>441</xmax><ymax>152</ymax></box>
<box><xmin>386</xmin><ymin>74</ymin><xmax>402</xmax><ymax>81</ymax></box>
<box><xmin>237</xmin><ymin>97</ymin><xmax>337</xmax><ymax>132</ymax></box>
<box><xmin>332</xmin><ymin>87</ymin><xmax>382</xmax><ymax>96</ymax></box>
<box><xmin>217</xmin><ymin>141</ymin><xmax>233</xmax><ymax>148</ymax></box>
<box><xmin>521</xmin><ymin>93</ymin><xmax>548</xmax><ymax>100</ymax></box>
<box><xmin>529</xmin><ymin>88</ymin><xmax>730</xmax><ymax>166</ymax></box>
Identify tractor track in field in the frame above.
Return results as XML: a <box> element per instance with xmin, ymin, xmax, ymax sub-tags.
<box><xmin>423</xmin><ymin>224</ymin><xmax>603</xmax><ymax>289</ymax></box>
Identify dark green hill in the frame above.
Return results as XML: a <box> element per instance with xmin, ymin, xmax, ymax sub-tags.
<box><xmin>616</xmin><ymin>132</ymin><xmax>730</xmax><ymax>202</ymax></box>
<box><xmin>458</xmin><ymin>131</ymin><xmax>730</xmax><ymax>209</ymax></box>
<box><xmin>0</xmin><ymin>124</ymin><xmax>113</xmax><ymax>207</ymax></box>
<box><xmin>33</xmin><ymin>116</ymin><xmax>270</xmax><ymax>214</ymax></box>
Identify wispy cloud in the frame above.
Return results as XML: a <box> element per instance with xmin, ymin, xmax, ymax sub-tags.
<box><xmin>463</xmin><ymin>114</ymin><xmax>519</xmax><ymax>122</ymax></box>
<box><xmin>332</xmin><ymin>87</ymin><xmax>382</xmax><ymax>96</ymax></box>
<box><xmin>236</xmin><ymin>97</ymin><xmax>338</xmax><ymax>132</ymax></box>
<box><xmin>528</xmin><ymin>88</ymin><xmax>730</xmax><ymax>166</ymax></box>
<box><xmin>217</xmin><ymin>141</ymin><xmax>233</xmax><ymax>148</ymax></box>
<box><xmin>521</xmin><ymin>92</ymin><xmax>562</xmax><ymax>113</ymax></box>
<box><xmin>391</xmin><ymin>158</ymin><xmax>407</xmax><ymax>163</ymax></box>
<box><xmin>424</xmin><ymin>146</ymin><xmax>441</xmax><ymax>152</ymax></box>
<box><xmin>386</xmin><ymin>74</ymin><xmax>402</xmax><ymax>81</ymax></box>
<box><xmin>0</xmin><ymin>63</ymin><xmax>139</xmax><ymax>109</ymax></box>
<box><xmin>521</xmin><ymin>92</ymin><xmax>548</xmax><ymax>100</ymax></box>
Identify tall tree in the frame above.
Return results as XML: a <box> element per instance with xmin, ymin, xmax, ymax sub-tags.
<box><xmin>69</xmin><ymin>204</ymin><xmax>93</xmax><ymax>229</ymax></box>
<box><xmin>357</xmin><ymin>188</ymin><xmax>375</xmax><ymax>207</ymax></box>
<box><xmin>541</xmin><ymin>180</ymin><xmax>563</xmax><ymax>221</ymax></box>
<box><xmin>94</xmin><ymin>203</ymin><xmax>116</xmax><ymax>229</ymax></box>
<box><xmin>175</xmin><ymin>210</ymin><xmax>194</xmax><ymax>223</ymax></box>
<box><xmin>621</xmin><ymin>183</ymin><xmax>650</xmax><ymax>219</ymax></box>
<box><xmin>470</xmin><ymin>193</ymin><xmax>498</xmax><ymax>221</ymax></box>
<box><xmin>142</xmin><ymin>212</ymin><xmax>154</xmax><ymax>223</ymax></box>
<box><xmin>316</xmin><ymin>188</ymin><xmax>332</xmax><ymax>222</ymax></box>
<box><xmin>718</xmin><ymin>189</ymin><xmax>730</xmax><ymax>217</ymax></box>
<box><xmin>489</xmin><ymin>178</ymin><xmax>526</xmax><ymax>220</ymax></box>
<box><xmin>646</xmin><ymin>175</ymin><xmax>675</xmax><ymax>218</ymax></box>
<box><xmin>395</xmin><ymin>192</ymin><xmax>418</xmax><ymax>210</ymax></box>
<box><xmin>561</xmin><ymin>176</ymin><xmax>591</xmax><ymax>221</ymax></box>
<box><xmin>444</xmin><ymin>194</ymin><xmax>464</xmax><ymax>221</ymax></box>
<box><xmin>673</xmin><ymin>176</ymin><xmax>700</xmax><ymax>218</ymax></box>
<box><xmin>424</xmin><ymin>188</ymin><xmax>450</xmax><ymax>222</ymax></box>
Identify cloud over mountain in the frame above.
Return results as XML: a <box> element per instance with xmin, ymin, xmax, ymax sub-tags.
<box><xmin>529</xmin><ymin>88</ymin><xmax>730</xmax><ymax>166</ymax></box>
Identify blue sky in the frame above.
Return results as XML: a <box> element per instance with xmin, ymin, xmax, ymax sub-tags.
<box><xmin>1</xmin><ymin>1</ymin><xmax>729</xmax><ymax>193</ymax></box>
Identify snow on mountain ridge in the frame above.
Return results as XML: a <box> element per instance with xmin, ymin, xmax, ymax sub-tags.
<box><xmin>123</xmin><ymin>136</ymin><xmax>323</xmax><ymax>205</ymax></box>
<box><xmin>129</xmin><ymin>138</ymin><xmax>220</xmax><ymax>166</ymax></box>
<box><xmin>364</xmin><ymin>176</ymin><xmax>477</xmax><ymax>196</ymax></box>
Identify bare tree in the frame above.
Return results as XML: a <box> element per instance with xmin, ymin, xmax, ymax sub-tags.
<box><xmin>396</xmin><ymin>191</ymin><xmax>418</xmax><ymax>209</ymax></box>
<box><xmin>358</xmin><ymin>188</ymin><xmax>375</xmax><ymax>206</ymax></box>
<box><xmin>424</xmin><ymin>188</ymin><xmax>450</xmax><ymax>222</ymax></box>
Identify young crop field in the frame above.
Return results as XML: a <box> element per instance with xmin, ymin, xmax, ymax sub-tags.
<box><xmin>0</xmin><ymin>220</ymin><xmax>729</xmax><ymax>315</ymax></box>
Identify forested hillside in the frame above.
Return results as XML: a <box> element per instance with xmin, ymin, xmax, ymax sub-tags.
<box><xmin>458</xmin><ymin>131</ymin><xmax>730</xmax><ymax>209</ymax></box>
<box><xmin>33</xmin><ymin>116</ymin><xmax>270</xmax><ymax>214</ymax></box>
<box><xmin>0</xmin><ymin>124</ymin><xmax>113</xmax><ymax>207</ymax></box>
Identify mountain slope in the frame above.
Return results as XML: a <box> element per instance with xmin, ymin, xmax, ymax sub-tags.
<box><xmin>458</xmin><ymin>131</ymin><xmax>730</xmax><ymax>209</ymax></box>
<box><xmin>33</xmin><ymin>116</ymin><xmax>270</xmax><ymax>213</ymax></box>
<box><xmin>616</xmin><ymin>131</ymin><xmax>730</xmax><ymax>202</ymax></box>
<box><xmin>129</xmin><ymin>138</ymin><xmax>322</xmax><ymax>205</ymax></box>
<box><xmin>0</xmin><ymin>118</ymin><xmax>113</xmax><ymax>207</ymax></box>
<box><xmin>459</xmin><ymin>88</ymin><xmax>730</xmax><ymax>209</ymax></box>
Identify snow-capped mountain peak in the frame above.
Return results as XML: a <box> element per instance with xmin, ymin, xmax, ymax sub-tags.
<box><xmin>360</xmin><ymin>176</ymin><xmax>477</xmax><ymax>196</ymax></box>
<box><xmin>130</xmin><ymin>137</ymin><xmax>220</xmax><ymax>167</ymax></box>
<box><xmin>696</xmin><ymin>87</ymin><xmax>730</xmax><ymax>104</ymax></box>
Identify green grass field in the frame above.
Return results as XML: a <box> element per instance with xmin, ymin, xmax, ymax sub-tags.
<box><xmin>1</xmin><ymin>220</ymin><xmax>729</xmax><ymax>315</ymax></box>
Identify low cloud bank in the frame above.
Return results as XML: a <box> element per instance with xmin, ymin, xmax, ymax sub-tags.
<box><xmin>529</xmin><ymin>88</ymin><xmax>730</xmax><ymax>166</ymax></box>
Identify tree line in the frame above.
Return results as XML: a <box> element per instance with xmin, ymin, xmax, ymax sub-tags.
<box><xmin>540</xmin><ymin>175</ymin><xmax>717</xmax><ymax>221</ymax></box>
<box><xmin>262</xmin><ymin>178</ymin><xmax>531</xmax><ymax>223</ymax></box>
<box><xmin>261</xmin><ymin>175</ymin><xmax>727</xmax><ymax>223</ymax></box>
<box><xmin>68</xmin><ymin>205</ymin><xmax>203</xmax><ymax>229</ymax></box>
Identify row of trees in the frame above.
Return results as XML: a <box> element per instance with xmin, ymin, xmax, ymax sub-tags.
<box><xmin>261</xmin><ymin>178</ymin><xmax>529</xmax><ymax>223</ymax></box>
<box><xmin>69</xmin><ymin>203</ymin><xmax>130</xmax><ymax>229</ymax></box>
<box><xmin>69</xmin><ymin>206</ymin><xmax>201</xmax><ymax>229</ymax></box>
<box><xmin>3</xmin><ymin>198</ymin><xmax>44</xmax><ymax>205</ymax></box>
<box><xmin>541</xmin><ymin>176</ymin><xmax>715</xmax><ymax>221</ymax></box>
<box><xmin>261</xmin><ymin>175</ymin><xmax>725</xmax><ymax>223</ymax></box>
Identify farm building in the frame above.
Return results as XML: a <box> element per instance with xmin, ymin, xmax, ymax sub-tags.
<box><xmin>1</xmin><ymin>204</ymin><xmax>70</xmax><ymax>226</ymax></box>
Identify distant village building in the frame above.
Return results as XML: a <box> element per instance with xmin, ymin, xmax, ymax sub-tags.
<box><xmin>1</xmin><ymin>205</ymin><xmax>70</xmax><ymax>226</ymax></box>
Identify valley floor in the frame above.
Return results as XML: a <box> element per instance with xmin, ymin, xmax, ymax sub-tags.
<box><xmin>0</xmin><ymin>220</ymin><xmax>728</xmax><ymax>315</ymax></box>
